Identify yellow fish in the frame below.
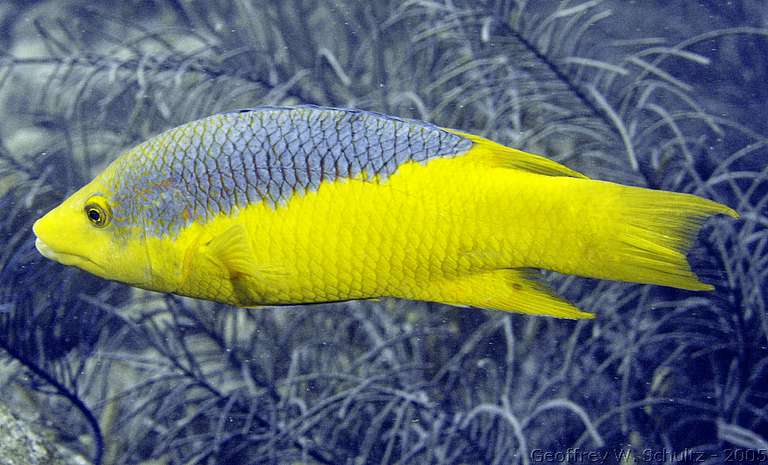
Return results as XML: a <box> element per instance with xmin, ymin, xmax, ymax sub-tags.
<box><xmin>32</xmin><ymin>106</ymin><xmax>738</xmax><ymax>318</ymax></box>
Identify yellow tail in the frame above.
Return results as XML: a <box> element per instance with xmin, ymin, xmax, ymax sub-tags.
<box><xmin>420</xmin><ymin>133</ymin><xmax>739</xmax><ymax>318</ymax></box>
<box><xmin>585</xmin><ymin>183</ymin><xmax>739</xmax><ymax>290</ymax></box>
<box><xmin>457</xmin><ymin>132</ymin><xmax>740</xmax><ymax>293</ymax></box>
<box><xmin>419</xmin><ymin>179</ymin><xmax>738</xmax><ymax>318</ymax></box>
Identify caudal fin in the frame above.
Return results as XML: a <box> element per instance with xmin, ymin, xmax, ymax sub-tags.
<box><xmin>600</xmin><ymin>185</ymin><xmax>738</xmax><ymax>290</ymax></box>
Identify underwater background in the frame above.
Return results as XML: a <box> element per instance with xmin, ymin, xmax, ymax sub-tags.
<box><xmin>0</xmin><ymin>1</ymin><xmax>766</xmax><ymax>464</ymax></box>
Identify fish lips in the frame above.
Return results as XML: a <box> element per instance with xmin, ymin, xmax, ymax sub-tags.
<box><xmin>34</xmin><ymin>236</ymin><xmax>57</xmax><ymax>261</ymax></box>
<box><xmin>33</xmin><ymin>219</ymin><xmax>106</xmax><ymax>274</ymax></box>
<box><xmin>34</xmin><ymin>236</ymin><xmax>105</xmax><ymax>273</ymax></box>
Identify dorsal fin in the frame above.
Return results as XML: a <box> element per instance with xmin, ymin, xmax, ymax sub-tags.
<box><xmin>445</xmin><ymin>129</ymin><xmax>588</xmax><ymax>179</ymax></box>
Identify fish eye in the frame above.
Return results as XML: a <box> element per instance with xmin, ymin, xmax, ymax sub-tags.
<box><xmin>84</xmin><ymin>196</ymin><xmax>111</xmax><ymax>228</ymax></box>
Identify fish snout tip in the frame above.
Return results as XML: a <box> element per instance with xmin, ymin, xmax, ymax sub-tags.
<box><xmin>32</xmin><ymin>217</ymin><xmax>42</xmax><ymax>238</ymax></box>
<box><xmin>32</xmin><ymin>216</ymin><xmax>55</xmax><ymax>260</ymax></box>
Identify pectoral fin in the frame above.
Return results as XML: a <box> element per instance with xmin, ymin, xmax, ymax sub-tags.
<box><xmin>205</xmin><ymin>224</ymin><xmax>280</xmax><ymax>280</ymax></box>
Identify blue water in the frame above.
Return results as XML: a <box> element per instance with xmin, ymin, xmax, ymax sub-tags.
<box><xmin>0</xmin><ymin>1</ymin><xmax>765</xmax><ymax>464</ymax></box>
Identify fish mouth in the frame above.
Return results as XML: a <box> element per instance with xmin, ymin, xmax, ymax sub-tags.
<box><xmin>34</xmin><ymin>237</ymin><xmax>57</xmax><ymax>260</ymax></box>
<box><xmin>34</xmin><ymin>237</ymin><xmax>106</xmax><ymax>273</ymax></box>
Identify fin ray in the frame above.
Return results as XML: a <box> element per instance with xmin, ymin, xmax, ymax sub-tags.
<box><xmin>595</xmin><ymin>185</ymin><xmax>738</xmax><ymax>290</ymax></box>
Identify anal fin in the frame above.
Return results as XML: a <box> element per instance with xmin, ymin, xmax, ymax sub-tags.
<box><xmin>420</xmin><ymin>269</ymin><xmax>593</xmax><ymax>319</ymax></box>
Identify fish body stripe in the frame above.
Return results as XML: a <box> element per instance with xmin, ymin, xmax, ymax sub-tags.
<box><xmin>111</xmin><ymin>105</ymin><xmax>473</xmax><ymax>237</ymax></box>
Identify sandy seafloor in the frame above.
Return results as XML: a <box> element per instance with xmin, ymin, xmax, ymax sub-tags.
<box><xmin>0</xmin><ymin>1</ymin><xmax>766</xmax><ymax>464</ymax></box>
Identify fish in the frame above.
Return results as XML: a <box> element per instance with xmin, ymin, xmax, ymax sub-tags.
<box><xmin>32</xmin><ymin>105</ymin><xmax>738</xmax><ymax>318</ymax></box>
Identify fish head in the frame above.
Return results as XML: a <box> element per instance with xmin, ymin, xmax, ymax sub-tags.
<box><xmin>33</xmin><ymin>162</ymin><xmax>157</xmax><ymax>289</ymax></box>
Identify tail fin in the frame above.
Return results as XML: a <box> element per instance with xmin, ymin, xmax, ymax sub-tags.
<box><xmin>601</xmin><ymin>185</ymin><xmax>738</xmax><ymax>290</ymax></box>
